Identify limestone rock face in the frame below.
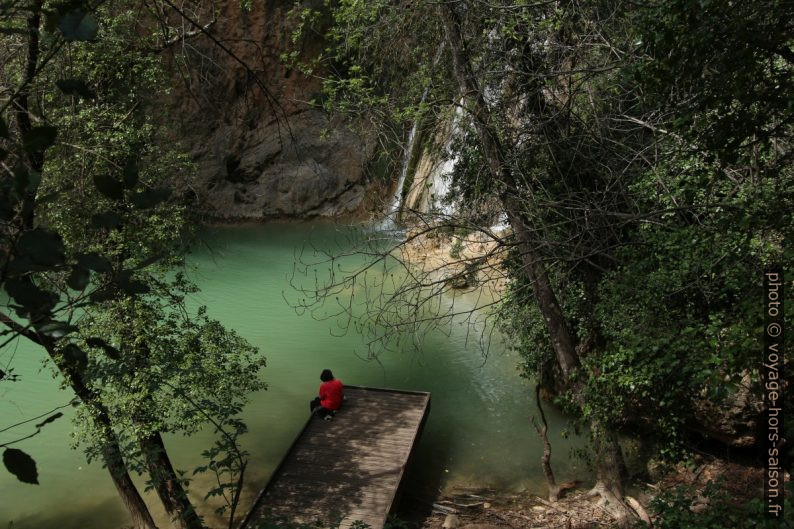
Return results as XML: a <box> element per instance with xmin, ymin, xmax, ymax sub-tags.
<box><xmin>160</xmin><ymin>1</ymin><xmax>381</xmax><ymax>220</ymax></box>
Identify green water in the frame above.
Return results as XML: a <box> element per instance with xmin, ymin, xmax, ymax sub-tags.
<box><xmin>1</xmin><ymin>222</ymin><xmax>586</xmax><ymax>528</ymax></box>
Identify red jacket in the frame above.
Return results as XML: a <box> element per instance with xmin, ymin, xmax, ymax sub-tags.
<box><xmin>319</xmin><ymin>379</ymin><xmax>344</xmax><ymax>410</ymax></box>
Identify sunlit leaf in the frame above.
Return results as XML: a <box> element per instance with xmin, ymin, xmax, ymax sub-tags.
<box><xmin>3</xmin><ymin>448</ymin><xmax>38</xmax><ymax>485</ymax></box>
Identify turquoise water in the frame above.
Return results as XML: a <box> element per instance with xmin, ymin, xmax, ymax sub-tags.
<box><xmin>0</xmin><ymin>222</ymin><xmax>585</xmax><ymax>528</ymax></box>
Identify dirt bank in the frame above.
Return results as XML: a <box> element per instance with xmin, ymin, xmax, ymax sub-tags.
<box><xmin>398</xmin><ymin>458</ymin><xmax>787</xmax><ymax>529</ymax></box>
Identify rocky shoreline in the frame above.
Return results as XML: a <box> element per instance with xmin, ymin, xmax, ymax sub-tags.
<box><xmin>404</xmin><ymin>458</ymin><xmax>779</xmax><ymax>529</ymax></box>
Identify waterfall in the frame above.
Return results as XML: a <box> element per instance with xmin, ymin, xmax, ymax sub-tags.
<box><xmin>387</xmin><ymin>43</ymin><xmax>446</xmax><ymax>224</ymax></box>
<box><xmin>389</xmin><ymin>122</ymin><xmax>419</xmax><ymax>219</ymax></box>
<box><xmin>425</xmin><ymin>101</ymin><xmax>464</xmax><ymax>217</ymax></box>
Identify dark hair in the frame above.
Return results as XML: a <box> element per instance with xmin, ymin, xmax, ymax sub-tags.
<box><xmin>320</xmin><ymin>369</ymin><xmax>334</xmax><ymax>382</ymax></box>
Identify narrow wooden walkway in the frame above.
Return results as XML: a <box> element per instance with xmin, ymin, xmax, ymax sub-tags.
<box><xmin>241</xmin><ymin>386</ymin><xmax>431</xmax><ymax>529</ymax></box>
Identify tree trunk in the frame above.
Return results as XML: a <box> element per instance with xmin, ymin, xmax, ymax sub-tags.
<box><xmin>101</xmin><ymin>432</ymin><xmax>162</xmax><ymax>529</ymax></box>
<box><xmin>436</xmin><ymin>4</ymin><xmax>580</xmax><ymax>376</ymax></box>
<box><xmin>58</xmin><ymin>360</ymin><xmax>161</xmax><ymax>529</ymax></box>
<box><xmin>7</xmin><ymin>8</ymin><xmax>158</xmax><ymax>529</ymax></box>
<box><xmin>56</xmin><ymin>351</ymin><xmax>159</xmax><ymax>529</ymax></box>
<box><xmin>437</xmin><ymin>4</ymin><xmax>634</xmax><ymax>519</ymax></box>
<box><xmin>138</xmin><ymin>430</ymin><xmax>205</xmax><ymax>529</ymax></box>
<box><xmin>0</xmin><ymin>314</ymin><xmax>159</xmax><ymax>529</ymax></box>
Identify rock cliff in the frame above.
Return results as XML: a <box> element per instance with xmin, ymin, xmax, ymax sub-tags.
<box><xmin>160</xmin><ymin>1</ymin><xmax>383</xmax><ymax>220</ymax></box>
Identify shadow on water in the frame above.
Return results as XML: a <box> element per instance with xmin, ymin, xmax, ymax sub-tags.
<box><xmin>6</xmin><ymin>495</ymin><xmax>127</xmax><ymax>529</ymax></box>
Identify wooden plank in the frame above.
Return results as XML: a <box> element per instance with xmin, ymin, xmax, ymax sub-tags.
<box><xmin>240</xmin><ymin>386</ymin><xmax>430</xmax><ymax>529</ymax></box>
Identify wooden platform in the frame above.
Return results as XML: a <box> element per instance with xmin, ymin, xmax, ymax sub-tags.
<box><xmin>240</xmin><ymin>386</ymin><xmax>431</xmax><ymax>529</ymax></box>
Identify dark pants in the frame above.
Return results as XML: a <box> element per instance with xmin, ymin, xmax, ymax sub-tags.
<box><xmin>309</xmin><ymin>397</ymin><xmax>334</xmax><ymax>418</ymax></box>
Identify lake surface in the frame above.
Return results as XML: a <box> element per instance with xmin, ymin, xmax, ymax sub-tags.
<box><xmin>0</xmin><ymin>222</ymin><xmax>586</xmax><ymax>528</ymax></box>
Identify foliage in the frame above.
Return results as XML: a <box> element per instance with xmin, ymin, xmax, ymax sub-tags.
<box><xmin>644</xmin><ymin>481</ymin><xmax>793</xmax><ymax>529</ymax></box>
<box><xmin>635</xmin><ymin>0</ymin><xmax>794</xmax><ymax>161</ymax></box>
<box><xmin>294</xmin><ymin>6</ymin><xmax>793</xmax><ymax>518</ymax></box>
<box><xmin>1</xmin><ymin>9</ymin><xmax>264</xmax><ymax>529</ymax></box>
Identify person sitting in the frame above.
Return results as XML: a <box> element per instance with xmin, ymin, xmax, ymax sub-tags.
<box><xmin>309</xmin><ymin>369</ymin><xmax>344</xmax><ymax>421</ymax></box>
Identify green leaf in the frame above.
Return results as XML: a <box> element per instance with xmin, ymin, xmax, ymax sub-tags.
<box><xmin>76</xmin><ymin>252</ymin><xmax>112</xmax><ymax>273</ymax></box>
<box><xmin>36</xmin><ymin>321</ymin><xmax>79</xmax><ymax>338</ymax></box>
<box><xmin>57</xmin><ymin>10</ymin><xmax>98</xmax><ymax>41</ymax></box>
<box><xmin>90</xmin><ymin>211</ymin><xmax>122</xmax><ymax>229</ymax></box>
<box><xmin>14</xmin><ymin>169</ymin><xmax>42</xmax><ymax>196</ymax></box>
<box><xmin>122</xmin><ymin>161</ymin><xmax>139</xmax><ymax>188</ymax></box>
<box><xmin>89</xmin><ymin>288</ymin><xmax>115</xmax><ymax>302</ymax></box>
<box><xmin>61</xmin><ymin>344</ymin><xmax>88</xmax><ymax>374</ymax></box>
<box><xmin>115</xmin><ymin>271</ymin><xmax>150</xmax><ymax>295</ymax></box>
<box><xmin>86</xmin><ymin>337</ymin><xmax>121</xmax><ymax>360</ymax></box>
<box><xmin>93</xmin><ymin>174</ymin><xmax>124</xmax><ymax>200</ymax></box>
<box><xmin>27</xmin><ymin>170</ymin><xmax>41</xmax><ymax>194</ymax></box>
<box><xmin>4</xmin><ymin>279</ymin><xmax>58</xmax><ymax>314</ymax></box>
<box><xmin>3</xmin><ymin>448</ymin><xmax>38</xmax><ymax>485</ymax></box>
<box><xmin>17</xmin><ymin>228</ymin><xmax>65</xmax><ymax>267</ymax></box>
<box><xmin>56</xmin><ymin>79</ymin><xmax>96</xmax><ymax>100</ymax></box>
<box><xmin>129</xmin><ymin>187</ymin><xmax>171</xmax><ymax>209</ymax></box>
<box><xmin>0</xmin><ymin>27</ymin><xmax>29</xmax><ymax>36</ymax></box>
<box><xmin>134</xmin><ymin>253</ymin><xmax>163</xmax><ymax>270</ymax></box>
<box><xmin>67</xmin><ymin>266</ymin><xmax>91</xmax><ymax>290</ymax></box>
<box><xmin>22</xmin><ymin>126</ymin><xmax>58</xmax><ymax>153</ymax></box>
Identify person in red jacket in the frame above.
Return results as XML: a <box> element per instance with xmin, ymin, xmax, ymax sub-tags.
<box><xmin>310</xmin><ymin>369</ymin><xmax>344</xmax><ymax>420</ymax></box>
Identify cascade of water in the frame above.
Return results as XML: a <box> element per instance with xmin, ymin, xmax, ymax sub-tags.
<box><xmin>386</xmin><ymin>42</ymin><xmax>446</xmax><ymax>226</ymax></box>
<box><xmin>390</xmin><ymin>122</ymin><xmax>419</xmax><ymax>217</ymax></box>
<box><xmin>490</xmin><ymin>212</ymin><xmax>509</xmax><ymax>233</ymax></box>
<box><xmin>425</xmin><ymin>102</ymin><xmax>465</xmax><ymax>217</ymax></box>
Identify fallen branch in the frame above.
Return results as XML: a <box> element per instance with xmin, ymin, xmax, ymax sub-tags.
<box><xmin>432</xmin><ymin>503</ymin><xmax>459</xmax><ymax>515</ymax></box>
<box><xmin>438</xmin><ymin>499</ymin><xmax>485</xmax><ymax>508</ymax></box>
<box><xmin>626</xmin><ymin>496</ymin><xmax>652</xmax><ymax>527</ymax></box>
